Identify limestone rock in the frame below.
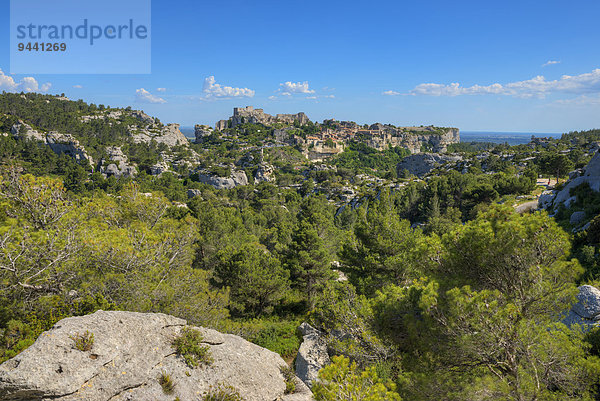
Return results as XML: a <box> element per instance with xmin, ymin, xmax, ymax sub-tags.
<box><xmin>295</xmin><ymin>323</ymin><xmax>330</xmax><ymax>389</ymax></box>
<box><xmin>546</xmin><ymin>152</ymin><xmax>600</xmax><ymax>210</ymax></box>
<box><xmin>194</xmin><ymin>125</ymin><xmax>214</xmax><ymax>143</ymax></box>
<box><xmin>187</xmin><ymin>189</ymin><xmax>203</xmax><ymax>199</ymax></box>
<box><xmin>397</xmin><ymin>153</ymin><xmax>462</xmax><ymax>178</ymax></box>
<box><xmin>11</xmin><ymin>122</ymin><xmax>94</xmax><ymax>166</ymax></box>
<box><xmin>254</xmin><ymin>163</ymin><xmax>275</xmax><ymax>183</ymax></box>
<box><xmin>538</xmin><ymin>190</ymin><xmax>557</xmax><ymax>209</ymax></box>
<box><xmin>130</xmin><ymin>124</ymin><xmax>189</xmax><ymax>147</ymax></box>
<box><xmin>570</xmin><ymin>211</ymin><xmax>587</xmax><ymax>226</ymax></box>
<box><xmin>149</xmin><ymin>162</ymin><xmax>170</xmax><ymax>176</ymax></box>
<box><xmin>99</xmin><ymin>146</ymin><xmax>137</xmax><ymax>178</ymax></box>
<box><xmin>197</xmin><ymin>170</ymin><xmax>248</xmax><ymax>190</ymax></box>
<box><xmin>562</xmin><ymin>285</ymin><xmax>600</xmax><ymax>330</ymax></box>
<box><xmin>131</xmin><ymin>110</ymin><xmax>155</xmax><ymax>125</ymax></box>
<box><xmin>573</xmin><ymin>285</ymin><xmax>600</xmax><ymax>320</ymax></box>
<box><xmin>0</xmin><ymin>311</ymin><xmax>311</xmax><ymax>401</ymax></box>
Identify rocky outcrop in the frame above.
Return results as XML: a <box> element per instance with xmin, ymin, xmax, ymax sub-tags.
<box><xmin>187</xmin><ymin>189</ymin><xmax>202</xmax><ymax>199</ymax></box>
<box><xmin>197</xmin><ymin>170</ymin><xmax>249</xmax><ymax>190</ymax></box>
<box><xmin>254</xmin><ymin>162</ymin><xmax>275</xmax><ymax>183</ymax></box>
<box><xmin>0</xmin><ymin>311</ymin><xmax>312</xmax><ymax>401</ymax></box>
<box><xmin>540</xmin><ymin>152</ymin><xmax>600</xmax><ymax>211</ymax></box>
<box><xmin>194</xmin><ymin>125</ymin><xmax>214</xmax><ymax>143</ymax></box>
<box><xmin>130</xmin><ymin>124</ymin><xmax>189</xmax><ymax>147</ymax></box>
<box><xmin>131</xmin><ymin>110</ymin><xmax>155</xmax><ymax>125</ymax></box>
<box><xmin>304</xmin><ymin>142</ymin><xmax>345</xmax><ymax>162</ymax></box>
<box><xmin>99</xmin><ymin>146</ymin><xmax>137</xmax><ymax>178</ymax></box>
<box><xmin>362</xmin><ymin>127</ymin><xmax>460</xmax><ymax>154</ymax></box>
<box><xmin>217</xmin><ymin>106</ymin><xmax>310</xmax><ymax>130</ymax></box>
<box><xmin>149</xmin><ymin>161</ymin><xmax>170</xmax><ymax>176</ymax></box>
<box><xmin>570</xmin><ymin>211</ymin><xmax>587</xmax><ymax>226</ymax></box>
<box><xmin>11</xmin><ymin>122</ymin><xmax>94</xmax><ymax>166</ymax></box>
<box><xmin>562</xmin><ymin>285</ymin><xmax>600</xmax><ymax>329</ymax></box>
<box><xmin>397</xmin><ymin>153</ymin><xmax>462</xmax><ymax>178</ymax></box>
<box><xmin>295</xmin><ymin>323</ymin><xmax>330</xmax><ymax>389</ymax></box>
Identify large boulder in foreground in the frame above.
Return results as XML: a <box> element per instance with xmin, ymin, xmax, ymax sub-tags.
<box><xmin>562</xmin><ymin>285</ymin><xmax>600</xmax><ymax>329</ymax></box>
<box><xmin>0</xmin><ymin>311</ymin><xmax>311</xmax><ymax>401</ymax></box>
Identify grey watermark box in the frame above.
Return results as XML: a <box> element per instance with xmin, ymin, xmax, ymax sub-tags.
<box><xmin>10</xmin><ymin>0</ymin><xmax>151</xmax><ymax>74</ymax></box>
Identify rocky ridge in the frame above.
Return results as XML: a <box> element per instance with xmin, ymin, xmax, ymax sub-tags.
<box><xmin>11</xmin><ymin>121</ymin><xmax>94</xmax><ymax>167</ymax></box>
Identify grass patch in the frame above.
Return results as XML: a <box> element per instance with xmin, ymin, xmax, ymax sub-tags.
<box><xmin>158</xmin><ymin>371</ymin><xmax>175</xmax><ymax>394</ymax></box>
<box><xmin>173</xmin><ymin>327</ymin><xmax>213</xmax><ymax>368</ymax></box>
<box><xmin>202</xmin><ymin>383</ymin><xmax>245</xmax><ymax>401</ymax></box>
<box><xmin>69</xmin><ymin>330</ymin><xmax>94</xmax><ymax>352</ymax></box>
<box><xmin>249</xmin><ymin>320</ymin><xmax>301</xmax><ymax>358</ymax></box>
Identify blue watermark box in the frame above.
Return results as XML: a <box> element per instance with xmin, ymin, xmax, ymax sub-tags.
<box><xmin>10</xmin><ymin>0</ymin><xmax>151</xmax><ymax>74</ymax></box>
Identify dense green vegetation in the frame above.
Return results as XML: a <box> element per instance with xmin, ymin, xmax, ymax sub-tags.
<box><xmin>330</xmin><ymin>142</ymin><xmax>411</xmax><ymax>177</ymax></box>
<box><xmin>4</xmin><ymin>94</ymin><xmax>600</xmax><ymax>399</ymax></box>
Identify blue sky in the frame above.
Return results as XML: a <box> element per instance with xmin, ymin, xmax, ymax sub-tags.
<box><xmin>1</xmin><ymin>0</ymin><xmax>600</xmax><ymax>133</ymax></box>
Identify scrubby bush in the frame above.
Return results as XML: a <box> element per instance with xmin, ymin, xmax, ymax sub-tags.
<box><xmin>312</xmin><ymin>355</ymin><xmax>401</xmax><ymax>401</ymax></box>
<box><xmin>69</xmin><ymin>330</ymin><xmax>94</xmax><ymax>352</ymax></box>
<box><xmin>173</xmin><ymin>327</ymin><xmax>213</xmax><ymax>368</ymax></box>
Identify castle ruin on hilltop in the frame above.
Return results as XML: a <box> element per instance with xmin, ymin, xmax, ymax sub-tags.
<box><xmin>215</xmin><ymin>106</ymin><xmax>309</xmax><ymax>131</ymax></box>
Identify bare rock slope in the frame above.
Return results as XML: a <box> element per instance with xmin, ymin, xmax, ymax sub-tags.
<box><xmin>0</xmin><ymin>311</ymin><xmax>311</xmax><ymax>401</ymax></box>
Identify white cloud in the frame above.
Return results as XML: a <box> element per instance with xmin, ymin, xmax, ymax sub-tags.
<box><xmin>279</xmin><ymin>81</ymin><xmax>315</xmax><ymax>96</ymax></box>
<box><xmin>382</xmin><ymin>90</ymin><xmax>400</xmax><ymax>96</ymax></box>
<box><xmin>73</xmin><ymin>85</ymin><xmax>83</xmax><ymax>89</ymax></box>
<box><xmin>156</xmin><ymin>87</ymin><xmax>166</xmax><ymax>92</ymax></box>
<box><xmin>542</xmin><ymin>60</ymin><xmax>561</xmax><ymax>67</ymax></box>
<box><xmin>135</xmin><ymin>88</ymin><xmax>166</xmax><ymax>104</ymax></box>
<box><xmin>324</xmin><ymin>94</ymin><xmax>335</xmax><ymax>98</ymax></box>
<box><xmin>0</xmin><ymin>69</ymin><xmax>51</xmax><ymax>93</ymax></box>
<box><xmin>268</xmin><ymin>95</ymin><xmax>277</xmax><ymax>100</ymax></box>
<box><xmin>306</xmin><ymin>96</ymin><xmax>317</xmax><ymax>100</ymax></box>
<box><xmin>203</xmin><ymin>76</ymin><xmax>254</xmax><ymax>98</ymax></box>
<box><xmin>410</xmin><ymin>68</ymin><xmax>600</xmax><ymax>99</ymax></box>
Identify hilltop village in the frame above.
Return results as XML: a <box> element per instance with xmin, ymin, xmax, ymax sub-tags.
<box><xmin>197</xmin><ymin>106</ymin><xmax>460</xmax><ymax>161</ymax></box>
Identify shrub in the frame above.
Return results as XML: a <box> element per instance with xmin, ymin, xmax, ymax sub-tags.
<box><xmin>158</xmin><ymin>371</ymin><xmax>175</xmax><ymax>394</ymax></box>
<box><xmin>69</xmin><ymin>330</ymin><xmax>94</xmax><ymax>352</ymax></box>
<box><xmin>202</xmin><ymin>383</ymin><xmax>245</xmax><ymax>401</ymax></box>
<box><xmin>280</xmin><ymin>365</ymin><xmax>296</xmax><ymax>394</ymax></box>
<box><xmin>312</xmin><ymin>355</ymin><xmax>401</xmax><ymax>401</ymax></box>
<box><xmin>173</xmin><ymin>327</ymin><xmax>213</xmax><ymax>368</ymax></box>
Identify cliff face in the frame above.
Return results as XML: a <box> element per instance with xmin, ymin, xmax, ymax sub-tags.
<box><xmin>366</xmin><ymin>128</ymin><xmax>460</xmax><ymax>153</ymax></box>
<box><xmin>11</xmin><ymin>122</ymin><xmax>94</xmax><ymax>166</ymax></box>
